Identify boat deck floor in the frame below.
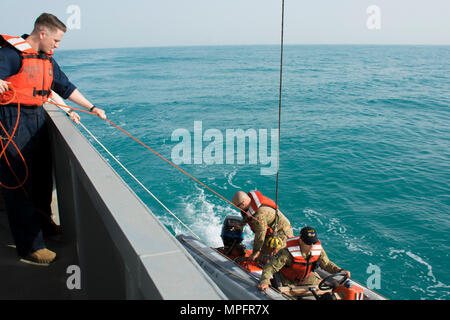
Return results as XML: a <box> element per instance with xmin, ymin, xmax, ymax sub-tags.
<box><xmin>0</xmin><ymin>194</ymin><xmax>81</xmax><ymax>299</ymax></box>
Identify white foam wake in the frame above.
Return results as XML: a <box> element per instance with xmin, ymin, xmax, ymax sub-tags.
<box><xmin>226</xmin><ymin>167</ymin><xmax>241</xmax><ymax>189</ymax></box>
<box><xmin>179</xmin><ymin>186</ymin><xmax>235</xmax><ymax>247</ymax></box>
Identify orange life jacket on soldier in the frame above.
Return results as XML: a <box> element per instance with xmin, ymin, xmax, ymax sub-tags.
<box><xmin>246</xmin><ymin>191</ymin><xmax>278</xmax><ymax>233</ymax></box>
<box><xmin>280</xmin><ymin>237</ymin><xmax>323</xmax><ymax>284</ymax></box>
<box><xmin>0</xmin><ymin>35</ymin><xmax>53</xmax><ymax>106</ymax></box>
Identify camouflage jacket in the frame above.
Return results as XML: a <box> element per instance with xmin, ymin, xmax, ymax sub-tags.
<box><xmin>247</xmin><ymin>206</ymin><xmax>293</xmax><ymax>254</ymax></box>
<box><xmin>260</xmin><ymin>245</ymin><xmax>343</xmax><ymax>285</ymax></box>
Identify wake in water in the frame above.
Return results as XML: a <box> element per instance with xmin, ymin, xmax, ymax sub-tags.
<box><xmin>157</xmin><ymin>183</ymin><xmax>254</xmax><ymax>248</ymax></box>
<box><xmin>226</xmin><ymin>168</ymin><xmax>241</xmax><ymax>189</ymax></box>
<box><xmin>182</xmin><ymin>187</ymin><xmax>226</xmax><ymax>247</ymax></box>
<box><xmin>156</xmin><ymin>185</ymin><xmax>232</xmax><ymax>247</ymax></box>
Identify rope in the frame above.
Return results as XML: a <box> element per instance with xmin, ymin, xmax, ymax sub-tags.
<box><xmin>44</xmin><ymin>98</ymin><xmax>244</xmax><ymax>213</ymax></box>
<box><xmin>42</xmin><ymin>95</ymin><xmax>275</xmax><ymax>233</ymax></box>
<box><xmin>56</xmin><ymin>104</ymin><xmax>202</xmax><ymax>240</ymax></box>
<box><xmin>3</xmin><ymin>53</ymin><xmax>282</xmax><ymax>234</ymax></box>
<box><xmin>1</xmin><ymin>0</ymin><xmax>291</xmax><ymax>245</ymax></box>
<box><xmin>0</xmin><ymin>87</ymin><xmax>60</xmax><ymax>231</ymax></box>
<box><xmin>0</xmin><ymin>86</ymin><xmax>29</xmax><ymax>189</ymax></box>
<box><xmin>99</xmin><ymin>116</ymin><xmax>275</xmax><ymax>233</ymax></box>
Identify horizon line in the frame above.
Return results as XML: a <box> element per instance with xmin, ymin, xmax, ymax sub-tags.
<box><xmin>56</xmin><ymin>42</ymin><xmax>450</xmax><ymax>52</ymax></box>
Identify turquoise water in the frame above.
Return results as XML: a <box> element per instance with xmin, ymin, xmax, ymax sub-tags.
<box><xmin>55</xmin><ymin>45</ymin><xmax>450</xmax><ymax>300</ymax></box>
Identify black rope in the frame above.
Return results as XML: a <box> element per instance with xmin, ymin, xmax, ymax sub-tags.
<box><xmin>274</xmin><ymin>0</ymin><xmax>285</xmax><ymax>218</ymax></box>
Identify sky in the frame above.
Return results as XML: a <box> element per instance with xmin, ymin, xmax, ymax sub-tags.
<box><xmin>1</xmin><ymin>0</ymin><xmax>449</xmax><ymax>50</ymax></box>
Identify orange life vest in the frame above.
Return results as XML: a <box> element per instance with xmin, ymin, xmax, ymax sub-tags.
<box><xmin>0</xmin><ymin>34</ymin><xmax>53</xmax><ymax>106</ymax></box>
<box><xmin>247</xmin><ymin>190</ymin><xmax>277</xmax><ymax>215</ymax></box>
<box><xmin>246</xmin><ymin>190</ymin><xmax>278</xmax><ymax>233</ymax></box>
<box><xmin>280</xmin><ymin>236</ymin><xmax>322</xmax><ymax>284</ymax></box>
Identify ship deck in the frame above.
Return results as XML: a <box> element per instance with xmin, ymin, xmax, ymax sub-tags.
<box><xmin>0</xmin><ymin>194</ymin><xmax>82</xmax><ymax>299</ymax></box>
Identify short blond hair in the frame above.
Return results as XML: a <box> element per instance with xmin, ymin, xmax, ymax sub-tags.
<box><xmin>33</xmin><ymin>13</ymin><xmax>67</xmax><ymax>33</ymax></box>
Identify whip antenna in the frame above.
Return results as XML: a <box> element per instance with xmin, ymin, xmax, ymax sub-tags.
<box><xmin>275</xmin><ymin>0</ymin><xmax>285</xmax><ymax>213</ymax></box>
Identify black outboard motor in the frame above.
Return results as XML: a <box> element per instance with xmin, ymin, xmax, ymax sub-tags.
<box><xmin>221</xmin><ymin>216</ymin><xmax>245</xmax><ymax>255</ymax></box>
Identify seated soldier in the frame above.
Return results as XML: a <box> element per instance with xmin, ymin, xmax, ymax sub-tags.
<box><xmin>257</xmin><ymin>226</ymin><xmax>351</xmax><ymax>292</ymax></box>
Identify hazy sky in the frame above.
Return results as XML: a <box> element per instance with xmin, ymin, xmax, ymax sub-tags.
<box><xmin>2</xmin><ymin>0</ymin><xmax>449</xmax><ymax>50</ymax></box>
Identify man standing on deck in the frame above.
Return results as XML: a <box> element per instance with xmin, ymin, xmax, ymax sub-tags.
<box><xmin>232</xmin><ymin>190</ymin><xmax>294</xmax><ymax>264</ymax></box>
<box><xmin>0</xmin><ymin>13</ymin><xmax>106</xmax><ymax>265</ymax></box>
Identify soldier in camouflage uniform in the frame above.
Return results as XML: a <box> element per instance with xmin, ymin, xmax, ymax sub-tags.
<box><xmin>232</xmin><ymin>191</ymin><xmax>294</xmax><ymax>264</ymax></box>
<box><xmin>257</xmin><ymin>227</ymin><xmax>351</xmax><ymax>291</ymax></box>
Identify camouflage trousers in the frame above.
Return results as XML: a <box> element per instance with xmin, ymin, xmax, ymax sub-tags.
<box><xmin>279</xmin><ymin>271</ymin><xmax>323</xmax><ymax>287</ymax></box>
<box><xmin>257</xmin><ymin>230</ymin><xmax>291</xmax><ymax>265</ymax></box>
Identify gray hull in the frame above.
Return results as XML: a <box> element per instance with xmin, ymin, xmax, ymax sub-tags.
<box><xmin>177</xmin><ymin>234</ymin><xmax>292</xmax><ymax>300</ymax></box>
<box><xmin>177</xmin><ymin>234</ymin><xmax>386</xmax><ymax>300</ymax></box>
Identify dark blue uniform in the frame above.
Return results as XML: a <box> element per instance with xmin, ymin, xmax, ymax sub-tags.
<box><xmin>0</xmin><ymin>35</ymin><xmax>76</xmax><ymax>258</ymax></box>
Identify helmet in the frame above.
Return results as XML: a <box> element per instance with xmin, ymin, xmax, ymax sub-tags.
<box><xmin>265</xmin><ymin>233</ymin><xmax>283</xmax><ymax>249</ymax></box>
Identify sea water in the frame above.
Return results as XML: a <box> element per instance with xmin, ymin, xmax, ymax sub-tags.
<box><xmin>55</xmin><ymin>45</ymin><xmax>450</xmax><ymax>300</ymax></box>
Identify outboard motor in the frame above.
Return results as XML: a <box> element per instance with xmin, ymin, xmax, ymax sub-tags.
<box><xmin>221</xmin><ymin>215</ymin><xmax>245</xmax><ymax>249</ymax></box>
